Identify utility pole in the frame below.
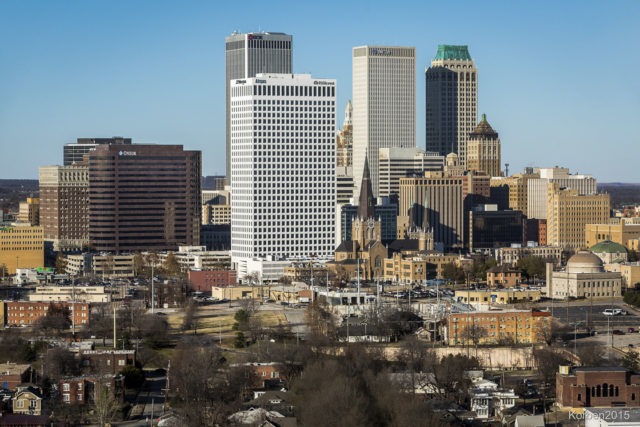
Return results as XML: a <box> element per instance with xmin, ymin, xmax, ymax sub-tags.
<box><xmin>113</xmin><ymin>305</ymin><xmax>117</xmax><ymax>349</ymax></box>
<box><xmin>151</xmin><ymin>263</ymin><xmax>155</xmax><ymax>314</ymax></box>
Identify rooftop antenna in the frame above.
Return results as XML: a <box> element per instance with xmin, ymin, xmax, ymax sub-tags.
<box><xmin>505</xmin><ymin>163</ymin><xmax>510</xmax><ymax>177</ymax></box>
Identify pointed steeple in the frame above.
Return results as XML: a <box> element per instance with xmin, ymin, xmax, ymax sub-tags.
<box><xmin>357</xmin><ymin>156</ymin><xmax>375</xmax><ymax>220</ymax></box>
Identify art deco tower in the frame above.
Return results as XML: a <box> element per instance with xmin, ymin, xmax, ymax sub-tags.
<box><xmin>425</xmin><ymin>45</ymin><xmax>477</xmax><ymax>169</ymax></box>
<box><xmin>225</xmin><ymin>31</ymin><xmax>292</xmax><ymax>184</ymax></box>
<box><xmin>467</xmin><ymin>114</ymin><xmax>501</xmax><ymax>177</ymax></box>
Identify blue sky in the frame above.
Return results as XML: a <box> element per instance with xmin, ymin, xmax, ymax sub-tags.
<box><xmin>1</xmin><ymin>0</ymin><xmax>639</xmax><ymax>182</ymax></box>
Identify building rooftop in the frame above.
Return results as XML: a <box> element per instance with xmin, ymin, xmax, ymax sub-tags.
<box><xmin>590</xmin><ymin>240</ymin><xmax>628</xmax><ymax>254</ymax></box>
<box><xmin>470</xmin><ymin>114</ymin><xmax>498</xmax><ymax>138</ymax></box>
<box><xmin>433</xmin><ymin>45</ymin><xmax>472</xmax><ymax>61</ymax></box>
<box><xmin>0</xmin><ymin>363</ymin><xmax>30</xmax><ymax>376</ymax></box>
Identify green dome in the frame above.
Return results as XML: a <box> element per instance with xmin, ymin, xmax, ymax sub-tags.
<box><xmin>589</xmin><ymin>240</ymin><xmax>627</xmax><ymax>254</ymax></box>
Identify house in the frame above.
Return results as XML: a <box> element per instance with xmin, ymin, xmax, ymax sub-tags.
<box><xmin>487</xmin><ymin>265</ymin><xmax>522</xmax><ymax>288</ymax></box>
<box><xmin>0</xmin><ymin>364</ymin><xmax>31</xmax><ymax>391</ymax></box>
<box><xmin>468</xmin><ymin>372</ymin><xmax>517</xmax><ymax>420</ymax></box>
<box><xmin>11</xmin><ymin>385</ymin><xmax>43</xmax><ymax>416</ymax></box>
<box><xmin>243</xmin><ymin>390</ymin><xmax>295</xmax><ymax>417</ymax></box>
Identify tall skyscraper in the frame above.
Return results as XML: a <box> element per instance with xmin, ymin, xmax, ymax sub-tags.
<box><xmin>225</xmin><ymin>31</ymin><xmax>293</xmax><ymax>183</ymax></box>
<box><xmin>87</xmin><ymin>144</ymin><xmax>201</xmax><ymax>253</ymax></box>
<box><xmin>425</xmin><ymin>45</ymin><xmax>477</xmax><ymax>168</ymax></box>
<box><xmin>230</xmin><ymin>74</ymin><xmax>336</xmax><ymax>276</ymax></box>
<box><xmin>352</xmin><ymin>45</ymin><xmax>416</xmax><ymax>198</ymax></box>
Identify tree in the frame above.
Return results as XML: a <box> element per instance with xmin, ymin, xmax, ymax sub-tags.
<box><xmin>622</xmin><ymin>350</ymin><xmax>640</xmax><ymax>372</ymax></box>
<box><xmin>120</xmin><ymin>365</ymin><xmax>144</xmax><ymax>389</ymax></box>
<box><xmin>461</xmin><ymin>324</ymin><xmax>489</xmax><ymax>349</ymax></box>
<box><xmin>516</xmin><ymin>256</ymin><xmax>548</xmax><ymax>279</ymax></box>
<box><xmin>54</xmin><ymin>253</ymin><xmax>67</xmax><ymax>274</ymax></box>
<box><xmin>164</xmin><ymin>252</ymin><xmax>181</xmax><ymax>277</ymax></box>
<box><xmin>35</xmin><ymin>302</ymin><xmax>71</xmax><ymax>335</ymax></box>
<box><xmin>533</xmin><ymin>347</ymin><xmax>568</xmax><ymax>414</ymax></box>
<box><xmin>93</xmin><ymin>380</ymin><xmax>118</xmax><ymax>427</ymax></box>
<box><xmin>428</xmin><ymin>353</ymin><xmax>480</xmax><ymax>404</ymax></box>
<box><xmin>577</xmin><ymin>343</ymin><xmax>607</xmax><ymax>366</ymax></box>
<box><xmin>442</xmin><ymin>262</ymin><xmax>464</xmax><ymax>283</ymax></box>
<box><xmin>45</xmin><ymin>348</ymin><xmax>80</xmax><ymax>380</ymax></box>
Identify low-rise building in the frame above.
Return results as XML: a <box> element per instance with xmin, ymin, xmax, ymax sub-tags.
<box><xmin>59</xmin><ymin>375</ymin><xmax>124</xmax><ymax>405</ymax></box>
<box><xmin>383</xmin><ymin>252</ymin><xmax>459</xmax><ymax>284</ymax></box>
<box><xmin>494</xmin><ymin>244</ymin><xmax>563</xmax><ymax>267</ymax></box>
<box><xmin>585</xmin><ymin>218</ymin><xmax>640</xmax><ymax>250</ymax></box>
<box><xmin>80</xmin><ymin>350</ymin><xmax>136</xmax><ymax>375</ymax></box>
<box><xmin>12</xmin><ymin>385</ymin><xmax>43</xmax><ymax>416</ymax></box>
<box><xmin>28</xmin><ymin>286</ymin><xmax>110</xmax><ymax>303</ymax></box>
<box><xmin>546</xmin><ymin>252</ymin><xmax>622</xmax><ymax>299</ymax></box>
<box><xmin>556</xmin><ymin>366</ymin><xmax>640</xmax><ymax>409</ymax></box>
<box><xmin>0</xmin><ymin>224</ymin><xmax>44</xmax><ymax>275</ymax></box>
<box><xmin>5</xmin><ymin>301</ymin><xmax>89</xmax><ymax>326</ymax></box>
<box><xmin>447</xmin><ymin>309</ymin><xmax>551</xmax><ymax>346</ymax></box>
<box><xmin>65</xmin><ymin>253</ymin><xmax>135</xmax><ymax>278</ymax></box>
<box><xmin>158</xmin><ymin>246</ymin><xmax>231</xmax><ymax>272</ymax></box>
<box><xmin>188</xmin><ymin>269</ymin><xmax>237</xmax><ymax>292</ymax></box>
<box><xmin>605</xmin><ymin>262</ymin><xmax>640</xmax><ymax>290</ymax></box>
<box><xmin>486</xmin><ymin>265</ymin><xmax>522</xmax><ymax>287</ymax></box>
<box><xmin>0</xmin><ymin>363</ymin><xmax>31</xmax><ymax>391</ymax></box>
<box><xmin>455</xmin><ymin>288</ymin><xmax>541</xmax><ymax>305</ymax></box>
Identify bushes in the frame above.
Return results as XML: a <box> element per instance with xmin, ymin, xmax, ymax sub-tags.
<box><xmin>624</xmin><ymin>291</ymin><xmax>640</xmax><ymax>308</ymax></box>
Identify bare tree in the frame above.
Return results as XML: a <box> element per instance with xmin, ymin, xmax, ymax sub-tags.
<box><xmin>93</xmin><ymin>380</ymin><xmax>118</xmax><ymax>427</ymax></box>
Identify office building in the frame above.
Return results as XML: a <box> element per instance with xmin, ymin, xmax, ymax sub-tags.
<box><xmin>352</xmin><ymin>45</ymin><xmax>416</xmax><ymax>198</ymax></box>
<box><xmin>466</xmin><ymin>114</ymin><xmax>501</xmax><ymax>177</ymax></box>
<box><xmin>229</xmin><ymin>73</ymin><xmax>336</xmax><ymax>277</ymax></box>
<box><xmin>0</xmin><ymin>223</ymin><xmax>44</xmax><ymax>274</ymax></box>
<box><xmin>202</xmin><ymin>190</ymin><xmax>231</xmax><ymax>225</ymax></box>
<box><xmin>585</xmin><ymin>218</ymin><xmax>640</xmax><ymax>249</ymax></box>
<box><xmin>225</xmin><ymin>31</ymin><xmax>293</xmax><ymax>183</ymax></box>
<box><xmin>63</xmin><ymin>137</ymin><xmax>131</xmax><ymax>166</ymax></box>
<box><xmin>468</xmin><ymin>205</ymin><xmax>525</xmax><ymax>252</ymax></box>
<box><xmin>399</xmin><ymin>171</ymin><xmax>464</xmax><ymax>250</ymax></box>
<box><xmin>200</xmin><ymin>224</ymin><xmax>231</xmax><ymax>251</ymax></box>
<box><xmin>5</xmin><ymin>301</ymin><xmax>89</xmax><ymax>326</ymax></box>
<box><xmin>28</xmin><ymin>285</ymin><xmax>110</xmax><ymax>303</ymax></box>
<box><xmin>546</xmin><ymin>183</ymin><xmax>610</xmax><ymax>250</ymax></box>
<box><xmin>17</xmin><ymin>198</ymin><xmax>40</xmax><ymax>226</ymax></box>
<box><xmin>378</xmin><ymin>147</ymin><xmax>444</xmax><ymax>198</ymax></box>
<box><xmin>527</xmin><ymin>167</ymin><xmax>597</xmax><ymax>219</ymax></box>
<box><xmin>494</xmin><ymin>245</ymin><xmax>563</xmax><ymax>267</ymax></box>
<box><xmin>336</xmin><ymin>167</ymin><xmax>354</xmax><ymax>205</ymax></box>
<box><xmin>425</xmin><ymin>45</ymin><xmax>478</xmax><ymax>168</ymax></box>
<box><xmin>87</xmin><ymin>144</ymin><xmax>201</xmax><ymax>253</ymax></box>
<box><xmin>490</xmin><ymin>169</ymin><xmax>539</xmax><ymax>212</ymax></box>
<box><xmin>39</xmin><ymin>165</ymin><xmax>89</xmax><ymax>252</ymax></box>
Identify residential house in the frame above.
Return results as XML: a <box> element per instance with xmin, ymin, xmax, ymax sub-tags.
<box><xmin>12</xmin><ymin>385</ymin><xmax>43</xmax><ymax>416</ymax></box>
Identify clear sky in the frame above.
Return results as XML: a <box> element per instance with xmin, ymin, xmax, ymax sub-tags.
<box><xmin>1</xmin><ymin>0</ymin><xmax>639</xmax><ymax>182</ymax></box>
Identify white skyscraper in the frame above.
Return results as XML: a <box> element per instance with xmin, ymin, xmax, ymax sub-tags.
<box><xmin>225</xmin><ymin>32</ymin><xmax>293</xmax><ymax>184</ymax></box>
<box><xmin>230</xmin><ymin>74</ymin><xmax>336</xmax><ymax>276</ymax></box>
<box><xmin>352</xmin><ymin>46</ymin><xmax>416</xmax><ymax>198</ymax></box>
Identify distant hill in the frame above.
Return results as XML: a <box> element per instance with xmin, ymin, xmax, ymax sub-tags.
<box><xmin>598</xmin><ymin>183</ymin><xmax>640</xmax><ymax>208</ymax></box>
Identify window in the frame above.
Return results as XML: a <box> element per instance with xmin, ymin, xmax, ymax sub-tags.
<box><xmin>63</xmin><ymin>394</ymin><xmax>70</xmax><ymax>402</ymax></box>
<box><xmin>63</xmin><ymin>383</ymin><xmax>70</xmax><ymax>391</ymax></box>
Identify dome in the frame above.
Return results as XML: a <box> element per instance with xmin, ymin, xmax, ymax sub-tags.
<box><xmin>566</xmin><ymin>251</ymin><xmax>604</xmax><ymax>273</ymax></box>
<box><xmin>469</xmin><ymin>114</ymin><xmax>498</xmax><ymax>138</ymax></box>
<box><xmin>589</xmin><ymin>240</ymin><xmax>627</xmax><ymax>254</ymax></box>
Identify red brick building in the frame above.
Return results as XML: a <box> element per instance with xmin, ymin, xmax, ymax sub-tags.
<box><xmin>59</xmin><ymin>375</ymin><xmax>124</xmax><ymax>405</ymax></box>
<box><xmin>79</xmin><ymin>350</ymin><xmax>136</xmax><ymax>375</ymax></box>
<box><xmin>556</xmin><ymin>366</ymin><xmax>640</xmax><ymax>408</ymax></box>
<box><xmin>0</xmin><ymin>363</ymin><xmax>31</xmax><ymax>391</ymax></box>
<box><xmin>5</xmin><ymin>301</ymin><xmax>89</xmax><ymax>326</ymax></box>
<box><xmin>188</xmin><ymin>269</ymin><xmax>237</xmax><ymax>292</ymax></box>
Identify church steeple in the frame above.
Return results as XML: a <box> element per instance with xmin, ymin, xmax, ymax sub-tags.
<box><xmin>357</xmin><ymin>156</ymin><xmax>375</xmax><ymax>220</ymax></box>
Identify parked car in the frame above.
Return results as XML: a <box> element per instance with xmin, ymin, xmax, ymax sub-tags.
<box><xmin>603</xmin><ymin>309</ymin><xmax>623</xmax><ymax>316</ymax></box>
<box><xmin>612</xmin><ymin>329</ymin><xmax>625</xmax><ymax>335</ymax></box>
<box><xmin>628</xmin><ymin>327</ymin><xmax>636</xmax><ymax>333</ymax></box>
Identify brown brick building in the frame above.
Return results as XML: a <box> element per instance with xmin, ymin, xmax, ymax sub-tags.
<box><xmin>88</xmin><ymin>144</ymin><xmax>201</xmax><ymax>253</ymax></box>
<box><xmin>0</xmin><ymin>363</ymin><xmax>31</xmax><ymax>391</ymax></box>
<box><xmin>5</xmin><ymin>301</ymin><xmax>89</xmax><ymax>326</ymax></box>
<box><xmin>556</xmin><ymin>366</ymin><xmax>640</xmax><ymax>408</ymax></box>
<box><xmin>188</xmin><ymin>269</ymin><xmax>237</xmax><ymax>292</ymax></box>
<box><xmin>38</xmin><ymin>165</ymin><xmax>89</xmax><ymax>252</ymax></box>
<box><xmin>79</xmin><ymin>350</ymin><xmax>136</xmax><ymax>375</ymax></box>
<box><xmin>59</xmin><ymin>375</ymin><xmax>124</xmax><ymax>405</ymax></box>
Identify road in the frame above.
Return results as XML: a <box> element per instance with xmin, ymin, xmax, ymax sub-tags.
<box><xmin>125</xmin><ymin>370</ymin><xmax>167</xmax><ymax>426</ymax></box>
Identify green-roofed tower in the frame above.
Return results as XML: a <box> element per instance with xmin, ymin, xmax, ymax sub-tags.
<box><xmin>425</xmin><ymin>44</ymin><xmax>477</xmax><ymax>169</ymax></box>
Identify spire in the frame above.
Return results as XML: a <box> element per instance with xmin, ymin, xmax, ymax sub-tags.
<box><xmin>357</xmin><ymin>156</ymin><xmax>375</xmax><ymax>219</ymax></box>
<box><xmin>343</xmin><ymin>100</ymin><xmax>352</xmax><ymax>128</ymax></box>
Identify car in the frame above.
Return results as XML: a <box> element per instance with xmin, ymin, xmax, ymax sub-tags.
<box><xmin>612</xmin><ymin>329</ymin><xmax>625</xmax><ymax>335</ymax></box>
<box><xmin>603</xmin><ymin>309</ymin><xmax>623</xmax><ymax>316</ymax></box>
<box><xmin>628</xmin><ymin>327</ymin><xmax>636</xmax><ymax>333</ymax></box>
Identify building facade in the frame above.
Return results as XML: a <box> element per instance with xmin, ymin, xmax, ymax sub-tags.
<box><xmin>336</xmin><ymin>100</ymin><xmax>353</xmax><ymax>168</ymax></box>
<box><xmin>17</xmin><ymin>198</ymin><xmax>40</xmax><ymax>226</ymax></box>
<box><xmin>399</xmin><ymin>172</ymin><xmax>464</xmax><ymax>250</ymax></box>
<box><xmin>468</xmin><ymin>206</ymin><xmax>525</xmax><ymax>251</ymax></box>
<box><xmin>5</xmin><ymin>301</ymin><xmax>89</xmax><ymax>326</ymax></box>
<box><xmin>87</xmin><ymin>144</ymin><xmax>201</xmax><ymax>253</ymax></box>
<box><xmin>0</xmin><ymin>224</ymin><xmax>44</xmax><ymax>274</ymax></box>
<box><xmin>466</xmin><ymin>114</ymin><xmax>501</xmax><ymax>177</ymax></box>
<box><xmin>39</xmin><ymin>165</ymin><xmax>89</xmax><ymax>252</ymax></box>
<box><xmin>230</xmin><ymin>74</ymin><xmax>336</xmax><ymax>277</ymax></box>
<box><xmin>225</xmin><ymin>31</ymin><xmax>293</xmax><ymax>183</ymax></box>
<box><xmin>556</xmin><ymin>366</ymin><xmax>640</xmax><ymax>409</ymax></box>
<box><xmin>447</xmin><ymin>309</ymin><xmax>551</xmax><ymax>346</ymax></box>
<box><xmin>352</xmin><ymin>45</ymin><xmax>416</xmax><ymax>198</ymax></box>
<box><xmin>494</xmin><ymin>245</ymin><xmax>563</xmax><ymax>267</ymax></box>
<box><xmin>546</xmin><ymin>251</ymin><xmax>622</xmax><ymax>299</ymax></box>
<box><xmin>425</xmin><ymin>45</ymin><xmax>477</xmax><ymax>169</ymax></box>
<box><xmin>585</xmin><ymin>218</ymin><xmax>640</xmax><ymax>250</ymax></box>
<box><xmin>546</xmin><ymin>184</ymin><xmax>610</xmax><ymax>250</ymax></box>
<box><xmin>63</xmin><ymin>137</ymin><xmax>131</xmax><ymax>166</ymax></box>
<box><xmin>188</xmin><ymin>269</ymin><xmax>237</xmax><ymax>292</ymax></box>
<box><xmin>378</xmin><ymin>147</ymin><xmax>444</xmax><ymax>198</ymax></box>
<box><xmin>527</xmin><ymin>167</ymin><xmax>597</xmax><ymax>220</ymax></box>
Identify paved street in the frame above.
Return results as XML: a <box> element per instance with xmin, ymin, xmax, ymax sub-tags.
<box><xmin>125</xmin><ymin>370</ymin><xmax>167</xmax><ymax>426</ymax></box>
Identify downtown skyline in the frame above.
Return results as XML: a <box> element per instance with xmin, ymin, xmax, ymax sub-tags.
<box><xmin>1</xmin><ymin>0</ymin><xmax>639</xmax><ymax>182</ymax></box>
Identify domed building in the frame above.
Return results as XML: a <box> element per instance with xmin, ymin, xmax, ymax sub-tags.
<box><xmin>589</xmin><ymin>240</ymin><xmax>628</xmax><ymax>264</ymax></box>
<box><xmin>545</xmin><ymin>251</ymin><xmax>622</xmax><ymax>299</ymax></box>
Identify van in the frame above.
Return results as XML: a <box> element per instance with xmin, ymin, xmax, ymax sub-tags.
<box><xmin>603</xmin><ymin>309</ymin><xmax>622</xmax><ymax>316</ymax></box>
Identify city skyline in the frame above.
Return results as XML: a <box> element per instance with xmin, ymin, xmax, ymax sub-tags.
<box><xmin>1</xmin><ymin>1</ymin><xmax>639</xmax><ymax>182</ymax></box>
